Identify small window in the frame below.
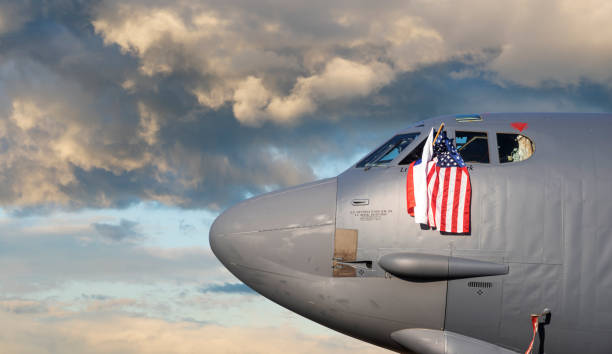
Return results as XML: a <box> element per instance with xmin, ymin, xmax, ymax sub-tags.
<box><xmin>356</xmin><ymin>133</ymin><xmax>420</xmax><ymax>168</ymax></box>
<box><xmin>455</xmin><ymin>131</ymin><xmax>490</xmax><ymax>163</ymax></box>
<box><xmin>497</xmin><ymin>133</ymin><xmax>534</xmax><ymax>163</ymax></box>
<box><xmin>399</xmin><ymin>139</ymin><xmax>427</xmax><ymax>165</ymax></box>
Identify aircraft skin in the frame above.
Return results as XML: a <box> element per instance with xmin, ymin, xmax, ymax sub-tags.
<box><xmin>209</xmin><ymin>113</ymin><xmax>612</xmax><ymax>353</ymax></box>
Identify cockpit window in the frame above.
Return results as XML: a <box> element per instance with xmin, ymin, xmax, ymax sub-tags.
<box><xmin>497</xmin><ymin>133</ymin><xmax>535</xmax><ymax>163</ymax></box>
<box><xmin>399</xmin><ymin>138</ymin><xmax>427</xmax><ymax>165</ymax></box>
<box><xmin>356</xmin><ymin>133</ymin><xmax>420</xmax><ymax>168</ymax></box>
<box><xmin>455</xmin><ymin>131</ymin><xmax>490</xmax><ymax>163</ymax></box>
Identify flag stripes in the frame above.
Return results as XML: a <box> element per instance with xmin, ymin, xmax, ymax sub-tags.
<box><xmin>426</xmin><ymin>161</ymin><xmax>471</xmax><ymax>233</ymax></box>
<box><xmin>426</xmin><ymin>161</ymin><xmax>437</xmax><ymax>227</ymax></box>
<box><xmin>405</xmin><ymin>128</ymin><xmax>471</xmax><ymax>234</ymax></box>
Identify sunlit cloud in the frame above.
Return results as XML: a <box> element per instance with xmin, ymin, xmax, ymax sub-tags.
<box><xmin>1</xmin><ymin>0</ymin><xmax>612</xmax><ymax>211</ymax></box>
<box><xmin>0</xmin><ymin>305</ymin><xmax>385</xmax><ymax>354</ymax></box>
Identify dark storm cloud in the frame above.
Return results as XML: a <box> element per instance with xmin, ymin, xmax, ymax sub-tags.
<box><xmin>365</xmin><ymin>57</ymin><xmax>612</xmax><ymax>121</ymax></box>
<box><xmin>0</xmin><ymin>2</ymin><xmax>317</xmax><ymax>211</ymax></box>
<box><xmin>1</xmin><ymin>0</ymin><xmax>612</xmax><ymax>214</ymax></box>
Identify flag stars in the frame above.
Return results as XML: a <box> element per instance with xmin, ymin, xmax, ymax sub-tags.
<box><xmin>434</xmin><ymin>131</ymin><xmax>466</xmax><ymax>168</ymax></box>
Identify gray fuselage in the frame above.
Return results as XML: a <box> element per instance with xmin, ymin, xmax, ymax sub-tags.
<box><xmin>210</xmin><ymin>113</ymin><xmax>612</xmax><ymax>353</ymax></box>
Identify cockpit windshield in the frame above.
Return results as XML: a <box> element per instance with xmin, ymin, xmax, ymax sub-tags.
<box><xmin>356</xmin><ymin>133</ymin><xmax>420</xmax><ymax>168</ymax></box>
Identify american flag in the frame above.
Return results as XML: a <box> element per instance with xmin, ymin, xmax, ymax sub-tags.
<box><xmin>426</xmin><ymin>131</ymin><xmax>471</xmax><ymax>233</ymax></box>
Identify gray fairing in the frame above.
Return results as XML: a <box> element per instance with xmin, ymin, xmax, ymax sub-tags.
<box><xmin>211</xmin><ymin>113</ymin><xmax>612</xmax><ymax>353</ymax></box>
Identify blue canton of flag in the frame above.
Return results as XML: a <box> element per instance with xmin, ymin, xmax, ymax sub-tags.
<box><xmin>433</xmin><ymin>131</ymin><xmax>466</xmax><ymax>168</ymax></box>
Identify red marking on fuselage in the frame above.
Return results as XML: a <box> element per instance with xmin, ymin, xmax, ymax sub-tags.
<box><xmin>511</xmin><ymin>122</ymin><xmax>528</xmax><ymax>132</ymax></box>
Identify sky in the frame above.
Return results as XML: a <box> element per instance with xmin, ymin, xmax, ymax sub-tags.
<box><xmin>1</xmin><ymin>0</ymin><xmax>612</xmax><ymax>352</ymax></box>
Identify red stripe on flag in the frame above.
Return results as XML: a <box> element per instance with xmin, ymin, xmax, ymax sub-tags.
<box><xmin>429</xmin><ymin>165</ymin><xmax>440</xmax><ymax>228</ymax></box>
<box><xmin>426</xmin><ymin>162</ymin><xmax>437</xmax><ymax>227</ymax></box>
<box><xmin>406</xmin><ymin>162</ymin><xmax>415</xmax><ymax>216</ymax></box>
<box><xmin>462</xmin><ymin>167</ymin><xmax>471</xmax><ymax>233</ymax></box>
<box><xmin>440</xmin><ymin>168</ymin><xmax>451</xmax><ymax>231</ymax></box>
<box><xmin>452</xmin><ymin>168</ymin><xmax>462</xmax><ymax>233</ymax></box>
<box><xmin>428</xmin><ymin>166</ymin><xmax>472</xmax><ymax>233</ymax></box>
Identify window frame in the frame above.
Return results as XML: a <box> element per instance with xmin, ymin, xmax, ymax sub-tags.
<box><xmin>454</xmin><ymin>130</ymin><xmax>491</xmax><ymax>164</ymax></box>
<box><xmin>354</xmin><ymin>132</ymin><xmax>422</xmax><ymax>169</ymax></box>
<box><xmin>398</xmin><ymin>132</ymin><xmax>432</xmax><ymax>165</ymax></box>
<box><xmin>394</xmin><ymin>130</ymin><xmax>438</xmax><ymax>166</ymax></box>
<box><xmin>495</xmin><ymin>132</ymin><xmax>536</xmax><ymax>164</ymax></box>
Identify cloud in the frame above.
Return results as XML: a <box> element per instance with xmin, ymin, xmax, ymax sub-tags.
<box><xmin>0</xmin><ymin>309</ymin><xmax>386</xmax><ymax>354</ymax></box>
<box><xmin>231</xmin><ymin>58</ymin><xmax>394</xmax><ymax>125</ymax></box>
<box><xmin>85</xmin><ymin>298</ymin><xmax>139</xmax><ymax>312</ymax></box>
<box><xmin>0</xmin><ymin>2</ymin><xmax>29</xmax><ymax>34</ymax></box>
<box><xmin>178</xmin><ymin>219</ymin><xmax>196</xmax><ymax>234</ymax></box>
<box><xmin>91</xmin><ymin>0</ymin><xmax>612</xmax><ymax>107</ymax></box>
<box><xmin>0</xmin><ymin>219</ymin><xmax>224</xmax><ymax>293</ymax></box>
<box><xmin>0</xmin><ymin>213</ymin><xmax>387</xmax><ymax>352</ymax></box>
<box><xmin>82</xmin><ymin>294</ymin><xmax>112</xmax><ymax>301</ymax></box>
<box><xmin>90</xmin><ymin>1</ymin><xmax>414</xmax><ymax>125</ymax></box>
<box><xmin>0</xmin><ymin>299</ymin><xmax>47</xmax><ymax>314</ymax></box>
<box><xmin>92</xmin><ymin>218</ymin><xmax>142</xmax><ymax>241</ymax></box>
<box><xmin>1</xmin><ymin>0</ymin><xmax>612</xmax><ymax>213</ymax></box>
<box><xmin>232</xmin><ymin>76</ymin><xmax>274</xmax><ymax>124</ymax></box>
<box><xmin>0</xmin><ymin>52</ymin><xmax>316</xmax><ymax>210</ymax></box>
<box><xmin>262</xmin><ymin>58</ymin><xmax>394</xmax><ymax>125</ymax></box>
<box><xmin>199</xmin><ymin>282</ymin><xmax>255</xmax><ymax>294</ymax></box>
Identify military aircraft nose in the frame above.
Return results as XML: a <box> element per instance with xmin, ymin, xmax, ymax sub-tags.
<box><xmin>208</xmin><ymin>202</ymin><xmax>248</xmax><ymax>269</ymax></box>
<box><xmin>209</xmin><ymin>178</ymin><xmax>337</xmax><ymax>275</ymax></box>
<box><xmin>208</xmin><ymin>215</ymin><xmax>224</xmax><ymax>265</ymax></box>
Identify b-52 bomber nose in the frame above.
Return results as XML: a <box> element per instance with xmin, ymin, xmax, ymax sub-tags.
<box><xmin>209</xmin><ymin>178</ymin><xmax>338</xmax><ymax>289</ymax></box>
<box><xmin>209</xmin><ymin>176</ymin><xmax>450</xmax><ymax>352</ymax></box>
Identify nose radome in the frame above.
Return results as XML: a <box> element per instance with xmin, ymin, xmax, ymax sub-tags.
<box><xmin>208</xmin><ymin>214</ymin><xmax>223</xmax><ymax>264</ymax></box>
<box><xmin>209</xmin><ymin>177</ymin><xmax>337</xmax><ymax>267</ymax></box>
